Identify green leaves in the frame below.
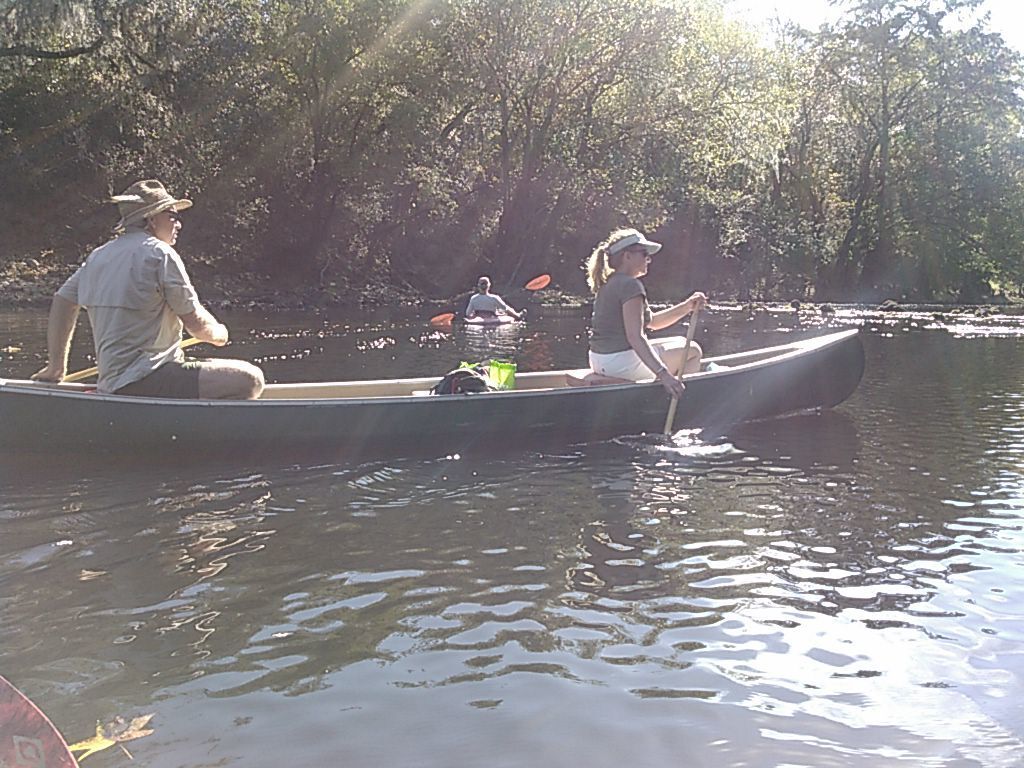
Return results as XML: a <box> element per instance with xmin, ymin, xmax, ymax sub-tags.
<box><xmin>1</xmin><ymin>0</ymin><xmax>1022</xmax><ymax>301</ymax></box>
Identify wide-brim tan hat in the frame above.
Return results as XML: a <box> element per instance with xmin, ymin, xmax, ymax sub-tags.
<box><xmin>607</xmin><ymin>228</ymin><xmax>662</xmax><ymax>256</ymax></box>
<box><xmin>111</xmin><ymin>179</ymin><xmax>192</xmax><ymax>231</ymax></box>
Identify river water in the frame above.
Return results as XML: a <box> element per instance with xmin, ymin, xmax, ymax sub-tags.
<box><xmin>1</xmin><ymin>304</ymin><xmax>1023</xmax><ymax>767</ymax></box>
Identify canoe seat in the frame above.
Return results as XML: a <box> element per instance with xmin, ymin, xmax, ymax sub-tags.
<box><xmin>564</xmin><ymin>372</ymin><xmax>637</xmax><ymax>388</ymax></box>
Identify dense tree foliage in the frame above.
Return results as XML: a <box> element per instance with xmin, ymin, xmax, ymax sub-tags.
<box><xmin>1</xmin><ymin>0</ymin><xmax>1021</xmax><ymax>301</ymax></box>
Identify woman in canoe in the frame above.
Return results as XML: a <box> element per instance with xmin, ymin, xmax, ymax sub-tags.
<box><xmin>465</xmin><ymin>276</ymin><xmax>527</xmax><ymax>321</ymax></box>
<box><xmin>585</xmin><ymin>228</ymin><xmax>706</xmax><ymax>397</ymax></box>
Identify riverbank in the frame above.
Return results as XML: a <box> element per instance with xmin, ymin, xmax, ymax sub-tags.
<box><xmin>0</xmin><ymin>255</ymin><xmax>423</xmax><ymax>311</ymax></box>
<box><xmin>3</xmin><ymin>253</ymin><xmax>1016</xmax><ymax>316</ymax></box>
<box><xmin>0</xmin><ymin>253</ymin><xmax>592</xmax><ymax>314</ymax></box>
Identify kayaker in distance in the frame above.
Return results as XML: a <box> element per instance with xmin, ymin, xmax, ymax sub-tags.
<box><xmin>584</xmin><ymin>228</ymin><xmax>707</xmax><ymax>397</ymax></box>
<box><xmin>32</xmin><ymin>179</ymin><xmax>264</xmax><ymax>399</ymax></box>
<box><xmin>465</xmin><ymin>276</ymin><xmax>527</xmax><ymax>321</ymax></box>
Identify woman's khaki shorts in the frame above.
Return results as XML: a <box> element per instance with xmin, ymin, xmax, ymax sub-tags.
<box><xmin>588</xmin><ymin>337</ymin><xmax>685</xmax><ymax>381</ymax></box>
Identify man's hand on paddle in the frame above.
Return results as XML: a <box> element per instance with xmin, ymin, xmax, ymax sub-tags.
<box><xmin>180</xmin><ymin>307</ymin><xmax>229</xmax><ymax>347</ymax></box>
<box><xmin>31</xmin><ymin>363</ymin><xmax>65</xmax><ymax>383</ymax></box>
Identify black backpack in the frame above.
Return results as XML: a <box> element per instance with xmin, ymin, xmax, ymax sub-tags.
<box><xmin>430</xmin><ymin>365</ymin><xmax>494</xmax><ymax>395</ymax></box>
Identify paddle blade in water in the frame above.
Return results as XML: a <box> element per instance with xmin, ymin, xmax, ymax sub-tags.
<box><xmin>524</xmin><ymin>274</ymin><xmax>551</xmax><ymax>291</ymax></box>
<box><xmin>429</xmin><ymin>312</ymin><xmax>455</xmax><ymax>326</ymax></box>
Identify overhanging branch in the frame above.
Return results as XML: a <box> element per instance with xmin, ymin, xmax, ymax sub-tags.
<box><xmin>0</xmin><ymin>38</ymin><xmax>103</xmax><ymax>59</ymax></box>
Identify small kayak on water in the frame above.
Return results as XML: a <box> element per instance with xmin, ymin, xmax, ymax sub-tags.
<box><xmin>464</xmin><ymin>314</ymin><xmax>520</xmax><ymax>327</ymax></box>
<box><xmin>427</xmin><ymin>312</ymin><xmax>521</xmax><ymax>328</ymax></box>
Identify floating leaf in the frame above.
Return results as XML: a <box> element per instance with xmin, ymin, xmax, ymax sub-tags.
<box><xmin>68</xmin><ymin>722</ymin><xmax>116</xmax><ymax>760</ymax></box>
<box><xmin>108</xmin><ymin>713</ymin><xmax>155</xmax><ymax>743</ymax></box>
<box><xmin>68</xmin><ymin>714</ymin><xmax>155</xmax><ymax>761</ymax></box>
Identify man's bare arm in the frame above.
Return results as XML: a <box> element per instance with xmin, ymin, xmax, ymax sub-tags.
<box><xmin>179</xmin><ymin>306</ymin><xmax>229</xmax><ymax>346</ymax></box>
<box><xmin>31</xmin><ymin>295</ymin><xmax>80</xmax><ymax>381</ymax></box>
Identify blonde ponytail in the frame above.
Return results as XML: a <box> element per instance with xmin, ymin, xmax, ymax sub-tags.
<box><xmin>584</xmin><ymin>245</ymin><xmax>610</xmax><ymax>294</ymax></box>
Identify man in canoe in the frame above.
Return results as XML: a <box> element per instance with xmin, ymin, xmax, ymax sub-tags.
<box><xmin>464</xmin><ymin>276</ymin><xmax>527</xmax><ymax>321</ymax></box>
<box><xmin>32</xmin><ymin>179</ymin><xmax>264</xmax><ymax>399</ymax></box>
<box><xmin>584</xmin><ymin>228</ymin><xmax>706</xmax><ymax>397</ymax></box>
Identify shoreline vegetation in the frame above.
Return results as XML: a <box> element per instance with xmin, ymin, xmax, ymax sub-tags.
<box><xmin>3</xmin><ymin>1</ymin><xmax>1024</xmax><ymax>308</ymax></box>
<box><xmin>0</xmin><ymin>253</ymin><xmax>423</xmax><ymax>311</ymax></box>
<box><xmin>2</xmin><ymin>253</ymin><xmax>1017</xmax><ymax>316</ymax></box>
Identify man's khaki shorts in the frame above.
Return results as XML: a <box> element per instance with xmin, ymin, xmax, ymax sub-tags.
<box><xmin>115</xmin><ymin>360</ymin><xmax>203</xmax><ymax>399</ymax></box>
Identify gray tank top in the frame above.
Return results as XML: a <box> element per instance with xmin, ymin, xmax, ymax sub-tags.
<box><xmin>589</xmin><ymin>272</ymin><xmax>652</xmax><ymax>354</ymax></box>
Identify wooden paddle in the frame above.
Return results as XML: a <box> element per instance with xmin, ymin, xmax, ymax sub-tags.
<box><xmin>429</xmin><ymin>274</ymin><xmax>551</xmax><ymax>326</ymax></box>
<box><xmin>63</xmin><ymin>336</ymin><xmax>203</xmax><ymax>383</ymax></box>
<box><xmin>662</xmin><ymin>308</ymin><xmax>700</xmax><ymax>435</ymax></box>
